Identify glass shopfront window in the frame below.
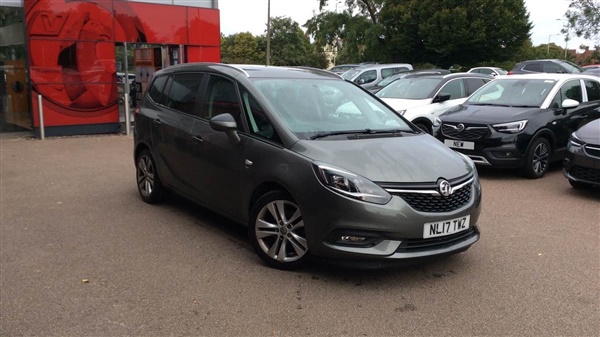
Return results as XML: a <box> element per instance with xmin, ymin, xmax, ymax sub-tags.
<box><xmin>1</xmin><ymin>0</ymin><xmax>31</xmax><ymax>132</ymax></box>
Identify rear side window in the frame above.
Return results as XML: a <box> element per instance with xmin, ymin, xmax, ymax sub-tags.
<box><xmin>543</xmin><ymin>62</ymin><xmax>563</xmax><ymax>73</ymax></box>
<box><xmin>164</xmin><ymin>73</ymin><xmax>202</xmax><ymax>115</ymax></box>
<box><xmin>584</xmin><ymin>80</ymin><xmax>600</xmax><ymax>101</ymax></box>
<box><xmin>523</xmin><ymin>63</ymin><xmax>542</xmax><ymax>72</ymax></box>
<box><xmin>147</xmin><ymin>75</ymin><xmax>168</xmax><ymax>105</ymax></box>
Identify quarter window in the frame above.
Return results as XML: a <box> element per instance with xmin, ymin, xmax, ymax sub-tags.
<box><xmin>147</xmin><ymin>75</ymin><xmax>168</xmax><ymax>105</ymax></box>
<box><xmin>584</xmin><ymin>80</ymin><xmax>600</xmax><ymax>101</ymax></box>
<box><xmin>202</xmin><ymin>75</ymin><xmax>242</xmax><ymax>120</ymax></box>
<box><xmin>164</xmin><ymin>73</ymin><xmax>202</xmax><ymax>115</ymax></box>
<box><xmin>241</xmin><ymin>89</ymin><xmax>280</xmax><ymax>143</ymax></box>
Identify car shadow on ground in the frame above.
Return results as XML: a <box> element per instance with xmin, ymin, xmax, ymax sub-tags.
<box><xmin>156</xmin><ymin>192</ymin><xmax>472</xmax><ymax>285</ymax></box>
<box><xmin>475</xmin><ymin>161</ymin><xmax>563</xmax><ymax>180</ymax></box>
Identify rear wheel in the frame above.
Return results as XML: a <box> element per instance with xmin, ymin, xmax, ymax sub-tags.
<box><xmin>521</xmin><ymin>138</ymin><xmax>551</xmax><ymax>179</ymax></box>
<box><xmin>249</xmin><ymin>191</ymin><xmax>309</xmax><ymax>270</ymax></box>
<box><xmin>136</xmin><ymin>149</ymin><xmax>166</xmax><ymax>204</ymax></box>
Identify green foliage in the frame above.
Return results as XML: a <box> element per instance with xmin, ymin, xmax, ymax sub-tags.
<box><xmin>565</xmin><ymin>0</ymin><xmax>600</xmax><ymax>41</ymax></box>
<box><xmin>221</xmin><ymin>32</ymin><xmax>264</xmax><ymax>65</ymax></box>
<box><xmin>269</xmin><ymin>17</ymin><xmax>328</xmax><ymax>68</ymax></box>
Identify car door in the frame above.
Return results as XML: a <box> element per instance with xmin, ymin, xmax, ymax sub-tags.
<box><xmin>186</xmin><ymin>74</ymin><xmax>248</xmax><ymax>220</ymax></box>
<box><xmin>149</xmin><ymin>73</ymin><xmax>201</xmax><ymax>195</ymax></box>
<box><xmin>547</xmin><ymin>79</ymin><xmax>599</xmax><ymax>154</ymax></box>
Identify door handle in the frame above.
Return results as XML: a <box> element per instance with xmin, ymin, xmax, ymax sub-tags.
<box><xmin>152</xmin><ymin>119</ymin><xmax>162</xmax><ymax>127</ymax></box>
<box><xmin>192</xmin><ymin>135</ymin><xmax>204</xmax><ymax>143</ymax></box>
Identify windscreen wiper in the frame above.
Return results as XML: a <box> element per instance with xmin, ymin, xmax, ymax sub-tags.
<box><xmin>310</xmin><ymin>128</ymin><xmax>413</xmax><ymax>140</ymax></box>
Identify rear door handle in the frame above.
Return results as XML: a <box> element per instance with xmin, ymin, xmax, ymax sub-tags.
<box><xmin>152</xmin><ymin>119</ymin><xmax>162</xmax><ymax>127</ymax></box>
<box><xmin>192</xmin><ymin>135</ymin><xmax>204</xmax><ymax>143</ymax></box>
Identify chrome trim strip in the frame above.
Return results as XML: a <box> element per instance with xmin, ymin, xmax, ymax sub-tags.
<box><xmin>386</xmin><ymin>178</ymin><xmax>474</xmax><ymax>196</ymax></box>
<box><xmin>468</xmin><ymin>155</ymin><xmax>491</xmax><ymax>165</ymax></box>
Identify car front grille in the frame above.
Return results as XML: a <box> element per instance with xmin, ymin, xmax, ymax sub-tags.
<box><xmin>570</xmin><ymin>166</ymin><xmax>600</xmax><ymax>183</ymax></box>
<box><xmin>584</xmin><ymin>144</ymin><xmax>600</xmax><ymax>159</ymax></box>
<box><xmin>441</xmin><ymin>123</ymin><xmax>488</xmax><ymax>140</ymax></box>
<box><xmin>395</xmin><ymin>228</ymin><xmax>477</xmax><ymax>253</ymax></box>
<box><xmin>395</xmin><ymin>184</ymin><xmax>472</xmax><ymax>212</ymax></box>
<box><xmin>382</xmin><ymin>176</ymin><xmax>474</xmax><ymax>213</ymax></box>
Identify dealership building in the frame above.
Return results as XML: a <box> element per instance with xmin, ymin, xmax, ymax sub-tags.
<box><xmin>0</xmin><ymin>0</ymin><xmax>220</xmax><ymax>136</ymax></box>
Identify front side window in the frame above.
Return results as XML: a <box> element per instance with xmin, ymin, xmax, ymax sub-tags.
<box><xmin>356</xmin><ymin>70</ymin><xmax>377</xmax><ymax>84</ymax></box>
<box><xmin>164</xmin><ymin>73</ymin><xmax>202</xmax><ymax>115</ymax></box>
<box><xmin>438</xmin><ymin>79</ymin><xmax>466</xmax><ymax>99</ymax></box>
<box><xmin>202</xmin><ymin>75</ymin><xmax>242</xmax><ymax>120</ymax></box>
<box><xmin>467</xmin><ymin>79</ymin><xmax>556</xmax><ymax>107</ymax></box>
<box><xmin>561</xmin><ymin>80</ymin><xmax>583</xmax><ymax>102</ymax></box>
<box><xmin>584</xmin><ymin>80</ymin><xmax>600</xmax><ymax>101</ymax></box>
<box><xmin>250</xmin><ymin>78</ymin><xmax>412</xmax><ymax>140</ymax></box>
<box><xmin>523</xmin><ymin>63</ymin><xmax>542</xmax><ymax>72</ymax></box>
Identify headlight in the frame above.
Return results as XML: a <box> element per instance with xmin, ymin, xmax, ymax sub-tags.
<box><xmin>313</xmin><ymin>163</ymin><xmax>391</xmax><ymax>205</ymax></box>
<box><xmin>433</xmin><ymin>117</ymin><xmax>442</xmax><ymax>127</ymax></box>
<box><xmin>397</xmin><ymin>109</ymin><xmax>406</xmax><ymax>116</ymax></box>
<box><xmin>492</xmin><ymin>120</ymin><xmax>528</xmax><ymax>133</ymax></box>
<box><xmin>569</xmin><ymin>133</ymin><xmax>584</xmax><ymax>147</ymax></box>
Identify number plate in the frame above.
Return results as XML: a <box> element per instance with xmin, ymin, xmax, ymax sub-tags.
<box><xmin>444</xmin><ymin>139</ymin><xmax>474</xmax><ymax>150</ymax></box>
<box><xmin>423</xmin><ymin>215</ymin><xmax>470</xmax><ymax>238</ymax></box>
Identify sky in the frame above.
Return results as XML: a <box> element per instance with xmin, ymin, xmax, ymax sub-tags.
<box><xmin>219</xmin><ymin>0</ymin><xmax>598</xmax><ymax>52</ymax></box>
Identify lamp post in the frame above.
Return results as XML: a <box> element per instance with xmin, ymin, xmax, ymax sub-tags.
<box><xmin>266</xmin><ymin>0</ymin><xmax>271</xmax><ymax>66</ymax></box>
<box><xmin>547</xmin><ymin>34</ymin><xmax>560</xmax><ymax>55</ymax></box>
<box><xmin>556</xmin><ymin>18</ymin><xmax>569</xmax><ymax>59</ymax></box>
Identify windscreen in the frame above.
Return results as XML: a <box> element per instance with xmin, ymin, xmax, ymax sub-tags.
<box><xmin>376</xmin><ymin>78</ymin><xmax>442</xmax><ymax>99</ymax></box>
<box><xmin>250</xmin><ymin>78</ymin><xmax>412</xmax><ymax>140</ymax></box>
<box><xmin>467</xmin><ymin>78</ymin><xmax>557</xmax><ymax>108</ymax></box>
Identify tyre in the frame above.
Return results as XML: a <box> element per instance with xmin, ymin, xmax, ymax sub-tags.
<box><xmin>414</xmin><ymin>122</ymin><xmax>431</xmax><ymax>134</ymax></box>
<box><xmin>135</xmin><ymin>149</ymin><xmax>167</xmax><ymax>204</ymax></box>
<box><xmin>249</xmin><ymin>191</ymin><xmax>309</xmax><ymax>270</ymax></box>
<box><xmin>569</xmin><ymin>179</ymin><xmax>590</xmax><ymax>189</ymax></box>
<box><xmin>521</xmin><ymin>138</ymin><xmax>551</xmax><ymax>179</ymax></box>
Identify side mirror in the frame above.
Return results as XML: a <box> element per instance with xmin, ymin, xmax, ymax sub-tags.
<box><xmin>562</xmin><ymin>99</ymin><xmax>579</xmax><ymax>109</ymax></box>
<box><xmin>357</xmin><ymin>79</ymin><xmax>365</xmax><ymax>84</ymax></box>
<box><xmin>210</xmin><ymin>113</ymin><xmax>241</xmax><ymax>144</ymax></box>
<box><xmin>433</xmin><ymin>93</ymin><xmax>451</xmax><ymax>103</ymax></box>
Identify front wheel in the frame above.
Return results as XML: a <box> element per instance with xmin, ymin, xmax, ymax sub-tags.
<box><xmin>521</xmin><ymin>138</ymin><xmax>551</xmax><ymax>179</ymax></box>
<box><xmin>414</xmin><ymin>122</ymin><xmax>432</xmax><ymax>135</ymax></box>
<box><xmin>249</xmin><ymin>191</ymin><xmax>309</xmax><ymax>270</ymax></box>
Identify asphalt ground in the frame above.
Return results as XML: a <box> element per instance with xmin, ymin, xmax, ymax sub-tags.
<box><xmin>1</xmin><ymin>134</ymin><xmax>598</xmax><ymax>336</ymax></box>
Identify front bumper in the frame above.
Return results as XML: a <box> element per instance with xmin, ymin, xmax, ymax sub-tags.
<box><xmin>300</xmin><ymin>175</ymin><xmax>482</xmax><ymax>263</ymax></box>
<box><xmin>563</xmin><ymin>144</ymin><xmax>600</xmax><ymax>187</ymax></box>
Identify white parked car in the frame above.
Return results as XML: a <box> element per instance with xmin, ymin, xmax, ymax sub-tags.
<box><xmin>375</xmin><ymin>73</ymin><xmax>493</xmax><ymax>133</ymax></box>
<box><xmin>467</xmin><ymin>67</ymin><xmax>508</xmax><ymax>77</ymax></box>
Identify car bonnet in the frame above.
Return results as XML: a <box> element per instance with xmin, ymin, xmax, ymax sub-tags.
<box><xmin>290</xmin><ymin>134</ymin><xmax>473</xmax><ymax>183</ymax></box>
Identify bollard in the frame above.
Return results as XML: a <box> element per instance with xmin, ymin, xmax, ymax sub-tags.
<box><xmin>124</xmin><ymin>93</ymin><xmax>131</xmax><ymax>136</ymax></box>
<box><xmin>37</xmin><ymin>94</ymin><xmax>45</xmax><ymax>140</ymax></box>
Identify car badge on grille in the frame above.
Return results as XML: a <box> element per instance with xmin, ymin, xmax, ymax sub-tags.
<box><xmin>437</xmin><ymin>179</ymin><xmax>453</xmax><ymax>197</ymax></box>
<box><xmin>456</xmin><ymin>123</ymin><xmax>465</xmax><ymax>132</ymax></box>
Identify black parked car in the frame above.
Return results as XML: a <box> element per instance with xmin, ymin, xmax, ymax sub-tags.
<box><xmin>508</xmin><ymin>59</ymin><xmax>584</xmax><ymax>75</ymax></box>
<box><xmin>435</xmin><ymin>73</ymin><xmax>600</xmax><ymax>178</ymax></box>
<box><xmin>563</xmin><ymin>119</ymin><xmax>600</xmax><ymax>188</ymax></box>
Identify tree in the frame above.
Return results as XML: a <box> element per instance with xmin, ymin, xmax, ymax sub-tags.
<box><xmin>269</xmin><ymin>17</ymin><xmax>328</xmax><ymax>68</ymax></box>
<box><xmin>221</xmin><ymin>32</ymin><xmax>264</xmax><ymax>64</ymax></box>
<box><xmin>565</xmin><ymin>0</ymin><xmax>600</xmax><ymax>41</ymax></box>
<box><xmin>307</xmin><ymin>0</ymin><xmax>532</xmax><ymax>68</ymax></box>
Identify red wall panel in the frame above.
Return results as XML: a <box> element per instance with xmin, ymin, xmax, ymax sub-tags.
<box><xmin>188</xmin><ymin>7</ymin><xmax>220</xmax><ymax>46</ymax></box>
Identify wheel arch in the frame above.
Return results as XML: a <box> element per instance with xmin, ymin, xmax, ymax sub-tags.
<box><xmin>246</xmin><ymin>181</ymin><xmax>292</xmax><ymax>222</ymax></box>
<box><xmin>528</xmin><ymin>129</ymin><xmax>556</xmax><ymax>154</ymax></box>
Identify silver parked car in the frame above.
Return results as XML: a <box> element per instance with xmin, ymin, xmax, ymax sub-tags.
<box><xmin>134</xmin><ymin>63</ymin><xmax>482</xmax><ymax>270</ymax></box>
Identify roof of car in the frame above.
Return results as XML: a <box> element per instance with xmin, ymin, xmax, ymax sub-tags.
<box><xmin>351</xmin><ymin>63</ymin><xmax>413</xmax><ymax>70</ymax></box>
<box><xmin>495</xmin><ymin>73</ymin><xmax>600</xmax><ymax>81</ymax></box>
<box><xmin>155</xmin><ymin>62</ymin><xmax>343</xmax><ymax>80</ymax></box>
<box><xmin>403</xmin><ymin>72</ymin><xmax>493</xmax><ymax>80</ymax></box>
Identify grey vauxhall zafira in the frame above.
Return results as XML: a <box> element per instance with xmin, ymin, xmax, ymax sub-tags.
<box><xmin>134</xmin><ymin>63</ymin><xmax>482</xmax><ymax>270</ymax></box>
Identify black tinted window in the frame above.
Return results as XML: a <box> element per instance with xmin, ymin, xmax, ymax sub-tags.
<box><xmin>164</xmin><ymin>73</ymin><xmax>202</xmax><ymax>115</ymax></box>
<box><xmin>523</xmin><ymin>63</ymin><xmax>542</xmax><ymax>72</ymax></box>
<box><xmin>585</xmin><ymin>80</ymin><xmax>600</xmax><ymax>101</ymax></box>
<box><xmin>465</xmin><ymin>78</ymin><xmax>488</xmax><ymax>95</ymax></box>
<box><xmin>202</xmin><ymin>75</ymin><xmax>241</xmax><ymax>120</ymax></box>
<box><xmin>543</xmin><ymin>62</ymin><xmax>563</xmax><ymax>73</ymax></box>
<box><xmin>148</xmin><ymin>75</ymin><xmax>168</xmax><ymax>105</ymax></box>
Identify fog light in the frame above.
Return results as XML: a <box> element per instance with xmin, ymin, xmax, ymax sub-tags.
<box><xmin>341</xmin><ymin>235</ymin><xmax>367</xmax><ymax>242</ymax></box>
<box><xmin>493</xmin><ymin>151</ymin><xmax>515</xmax><ymax>158</ymax></box>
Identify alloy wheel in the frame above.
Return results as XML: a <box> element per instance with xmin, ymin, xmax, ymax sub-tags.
<box><xmin>532</xmin><ymin>142</ymin><xmax>549</xmax><ymax>175</ymax></box>
<box><xmin>254</xmin><ymin>200</ymin><xmax>308</xmax><ymax>263</ymax></box>
<box><xmin>137</xmin><ymin>154</ymin><xmax>155</xmax><ymax>198</ymax></box>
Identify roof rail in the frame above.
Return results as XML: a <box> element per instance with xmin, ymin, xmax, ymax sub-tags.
<box><xmin>291</xmin><ymin>66</ymin><xmax>343</xmax><ymax>79</ymax></box>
